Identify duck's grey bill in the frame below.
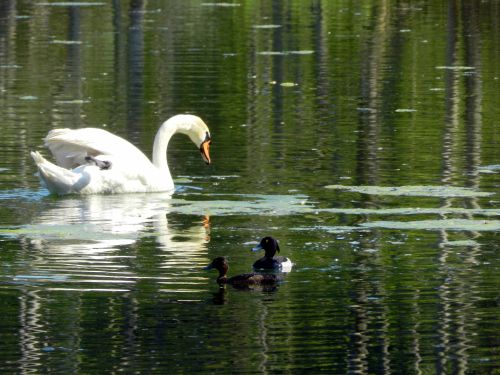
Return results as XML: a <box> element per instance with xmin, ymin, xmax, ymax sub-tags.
<box><xmin>252</xmin><ymin>244</ymin><xmax>263</xmax><ymax>252</ymax></box>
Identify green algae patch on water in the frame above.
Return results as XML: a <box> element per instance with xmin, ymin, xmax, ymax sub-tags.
<box><xmin>436</xmin><ymin>66</ymin><xmax>475</xmax><ymax>70</ymax></box>
<box><xmin>253</xmin><ymin>25</ymin><xmax>282</xmax><ymax>29</ymax></box>
<box><xmin>0</xmin><ymin>224</ymin><xmax>137</xmax><ymax>243</ymax></box>
<box><xmin>439</xmin><ymin>240</ymin><xmax>481</xmax><ymax>247</ymax></box>
<box><xmin>201</xmin><ymin>3</ymin><xmax>241</xmax><ymax>6</ymax></box>
<box><xmin>50</xmin><ymin>40</ymin><xmax>83</xmax><ymax>45</ymax></box>
<box><xmin>325</xmin><ymin>185</ymin><xmax>494</xmax><ymax>198</ymax></box>
<box><xmin>360</xmin><ymin>219</ymin><xmax>500</xmax><ymax>232</ymax></box>
<box><xmin>317</xmin><ymin>207</ymin><xmax>500</xmax><ymax>217</ymax></box>
<box><xmin>280</xmin><ymin>82</ymin><xmax>298</xmax><ymax>87</ymax></box>
<box><xmin>291</xmin><ymin>225</ymin><xmax>369</xmax><ymax>234</ymax></box>
<box><xmin>38</xmin><ymin>2</ymin><xmax>106</xmax><ymax>6</ymax></box>
<box><xmin>170</xmin><ymin>194</ymin><xmax>313</xmax><ymax>216</ymax></box>
<box><xmin>478</xmin><ymin>164</ymin><xmax>500</xmax><ymax>174</ymax></box>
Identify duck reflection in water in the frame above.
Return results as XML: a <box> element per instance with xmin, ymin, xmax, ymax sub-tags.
<box><xmin>204</xmin><ymin>257</ymin><xmax>281</xmax><ymax>291</ymax></box>
<box><xmin>211</xmin><ymin>288</ymin><xmax>228</xmax><ymax>305</ymax></box>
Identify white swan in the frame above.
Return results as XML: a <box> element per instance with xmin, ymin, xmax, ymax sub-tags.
<box><xmin>30</xmin><ymin>114</ymin><xmax>212</xmax><ymax>195</ymax></box>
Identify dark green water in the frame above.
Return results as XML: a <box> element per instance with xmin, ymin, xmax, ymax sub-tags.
<box><xmin>0</xmin><ymin>1</ymin><xmax>499</xmax><ymax>373</ymax></box>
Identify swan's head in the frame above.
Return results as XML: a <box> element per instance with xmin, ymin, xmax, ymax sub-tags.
<box><xmin>198</xmin><ymin>131</ymin><xmax>212</xmax><ymax>165</ymax></box>
<box><xmin>173</xmin><ymin>114</ymin><xmax>212</xmax><ymax>165</ymax></box>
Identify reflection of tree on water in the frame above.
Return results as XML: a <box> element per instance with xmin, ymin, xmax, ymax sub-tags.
<box><xmin>350</xmin><ymin>1</ymin><xmax>487</xmax><ymax>374</ymax></box>
<box><xmin>350</xmin><ymin>1</ymin><xmax>394</xmax><ymax>373</ymax></box>
<box><xmin>126</xmin><ymin>0</ymin><xmax>145</xmax><ymax>136</ymax></box>
<box><xmin>436</xmin><ymin>1</ymin><xmax>483</xmax><ymax>373</ymax></box>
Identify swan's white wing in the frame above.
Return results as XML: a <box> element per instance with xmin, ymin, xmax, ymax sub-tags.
<box><xmin>30</xmin><ymin>151</ymin><xmax>82</xmax><ymax>194</ymax></box>
<box><xmin>45</xmin><ymin>128</ymin><xmax>151</xmax><ymax>169</ymax></box>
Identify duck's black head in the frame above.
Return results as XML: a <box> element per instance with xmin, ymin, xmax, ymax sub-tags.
<box><xmin>204</xmin><ymin>257</ymin><xmax>229</xmax><ymax>282</ymax></box>
<box><xmin>252</xmin><ymin>236</ymin><xmax>280</xmax><ymax>257</ymax></box>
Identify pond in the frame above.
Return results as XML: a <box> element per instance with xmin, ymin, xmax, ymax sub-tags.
<box><xmin>0</xmin><ymin>1</ymin><xmax>499</xmax><ymax>373</ymax></box>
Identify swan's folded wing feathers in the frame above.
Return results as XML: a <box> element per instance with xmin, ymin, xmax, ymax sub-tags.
<box><xmin>45</xmin><ymin>128</ymin><xmax>151</xmax><ymax>168</ymax></box>
<box><xmin>30</xmin><ymin>151</ymin><xmax>87</xmax><ymax>193</ymax></box>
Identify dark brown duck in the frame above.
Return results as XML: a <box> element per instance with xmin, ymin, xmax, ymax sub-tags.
<box><xmin>204</xmin><ymin>257</ymin><xmax>281</xmax><ymax>287</ymax></box>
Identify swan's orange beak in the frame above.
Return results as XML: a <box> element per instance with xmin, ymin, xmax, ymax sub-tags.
<box><xmin>200</xmin><ymin>139</ymin><xmax>211</xmax><ymax>165</ymax></box>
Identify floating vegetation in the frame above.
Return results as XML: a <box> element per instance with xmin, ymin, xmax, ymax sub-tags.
<box><xmin>356</xmin><ymin>107</ymin><xmax>375</xmax><ymax>112</ymax></box>
<box><xmin>360</xmin><ymin>219</ymin><xmax>500</xmax><ymax>231</ymax></box>
<box><xmin>0</xmin><ymin>224</ymin><xmax>136</xmax><ymax>243</ymax></box>
<box><xmin>253</xmin><ymin>24</ymin><xmax>281</xmax><ymax>29</ymax></box>
<box><xmin>0</xmin><ymin>65</ymin><xmax>21</xmax><ymax>69</ymax></box>
<box><xmin>177</xmin><ymin>174</ymin><xmax>240</xmax><ymax>182</ymax></box>
<box><xmin>294</xmin><ymin>219</ymin><xmax>499</xmax><ymax>235</ymax></box>
<box><xmin>289</xmin><ymin>50</ymin><xmax>314</xmax><ymax>55</ymax></box>
<box><xmin>168</xmin><ymin>193</ymin><xmax>499</xmax><ymax>217</ymax></box>
<box><xmin>291</xmin><ymin>225</ymin><xmax>367</xmax><ymax>234</ymax></box>
<box><xmin>170</xmin><ymin>194</ymin><xmax>311</xmax><ymax>216</ymax></box>
<box><xmin>129</xmin><ymin>8</ymin><xmax>162</xmax><ymax>14</ymax></box>
<box><xmin>440</xmin><ymin>240</ymin><xmax>481</xmax><ymax>247</ymax></box>
<box><xmin>317</xmin><ymin>207</ymin><xmax>500</xmax><ymax>217</ymax></box>
<box><xmin>50</xmin><ymin>40</ymin><xmax>82</xmax><ymax>45</ymax></box>
<box><xmin>13</xmin><ymin>274</ymin><xmax>68</xmax><ymax>282</ymax></box>
<box><xmin>168</xmin><ymin>194</ymin><xmax>500</xmax><ymax>217</ymax></box>
<box><xmin>280</xmin><ymin>82</ymin><xmax>298</xmax><ymax>87</ymax></box>
<box><xmin>38</xmin><ymin>2</ymin><xmax>106</xmax><ymax>6</ymax></box>
<box><xmin>324</xmin><ymin>185</ymin><xmax>494</xmax><ymax>197</ymax></box>
<box><xmin>436</xmin><ymin>66</ymin><xmax>475</xmax><ymax>70</ymax></box>
<box><xmin>201</xmin><ymin>3</ymin><xmax>241</xmax><ymax>6</ymax></box>
<box><xmin>2</xmin><ymin>191</ymin><xmax>499</xmax><ymax>250</ymax></box>
<box><xmin>258</xmin><ymin>50</ymin><xmax>314</xmax><ymax>56</ymax></box>
<box><xmin>0</xmin><ymin>193</ymin><xmax>310</xmax><ymax>247</ymax></box>
<box><xmin>55</xmin><ymin>99</ymin><xmax>90</xmax><ymax>104</ymax></box>
<box><xmin>258</xmin><ymin>51</ymin><xmax>286</xmax><ymax>56</ymax></box>
<box><xmin>395</xmin><ymin>108</ymin><xmax>417</xmax><ymax>112</ymax></box>
<box><xmin>478</xmin><ymin>165</ymin><xmax>500</xmax><ymax>174</ymax></box>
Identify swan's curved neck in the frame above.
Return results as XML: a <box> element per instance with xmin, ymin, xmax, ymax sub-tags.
<box><xmin>152</xmin><ymin>120</ymin><xmax>176</xmax><ymax>172</ymax></box>
<box><xmin>151</xmin><ymin>115</ymin><xmax>209</xmax><ymax>190</ymax></box>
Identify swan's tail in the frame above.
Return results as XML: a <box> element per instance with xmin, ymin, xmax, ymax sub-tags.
<box><xmin>30</xmin><ymin>151</ymin><xmax>80</xmax><ymax>194</ymax></box>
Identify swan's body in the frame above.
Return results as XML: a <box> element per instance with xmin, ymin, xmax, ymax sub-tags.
<box><xmin>31</xmin><ymin>114</ymin><xmax>211</xmax><ymax>195</ymax></box>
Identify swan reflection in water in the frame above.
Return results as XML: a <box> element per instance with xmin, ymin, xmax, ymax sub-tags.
<box><xmin>13</xmin><ymin>192</ymin><xmax>210</xmax><ymax>369</ymax></box>
<box><xmin>19</xmin><ymin>193</ymin><xmax>211</xmax><ymax>291</ymax></box>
